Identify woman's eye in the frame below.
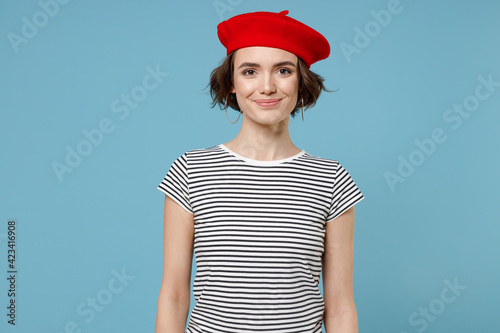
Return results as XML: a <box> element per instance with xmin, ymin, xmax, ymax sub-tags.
<box><xmin>243</xmin><ymin>69</ymin><xmax>255</xmax><ymax>75</ymax></box>
<box><xmin>278</xmin><ymin>68</ymin><xmax>292</xmax><ymax>75</ymax></box>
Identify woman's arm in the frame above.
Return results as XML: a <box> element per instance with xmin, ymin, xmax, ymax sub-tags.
<box><xmin>155</xmin><ymin>195</ymin><xmax>195</xmax><ymax>333</ymax></box>
<box><xmin>322</xmin><ymin>205</ymin><xmax>359</xmax><ymax>333</ymax></box>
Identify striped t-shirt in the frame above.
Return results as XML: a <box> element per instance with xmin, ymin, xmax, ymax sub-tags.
<box><xmin>157</xmin><ymin>143</ymin><xmax>365</xmax><ymax>333</ymax></box>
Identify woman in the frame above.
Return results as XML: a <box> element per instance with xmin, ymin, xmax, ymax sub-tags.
<box><xmin>155</xmin><ymin>10</ymin><xmax>365</xmax><ymax>333</ymax></box>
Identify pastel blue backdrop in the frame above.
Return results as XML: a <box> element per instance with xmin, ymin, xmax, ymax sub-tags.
<box><xmin>1</xmin><ymin>0</ymin><xmax>499</xmax><ymax>332</ymax></box>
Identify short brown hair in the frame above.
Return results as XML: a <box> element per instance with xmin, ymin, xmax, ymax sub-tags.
<box><xmin>207</xmin><ymin>51</ymin><xmax>334</xmax><ymax>119</ymax></box>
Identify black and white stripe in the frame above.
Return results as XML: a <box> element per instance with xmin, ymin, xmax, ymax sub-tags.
<box><xmin>158</xmin><ymin>143</ymin><xmax>365</xmax><ymax>333</ymax></box>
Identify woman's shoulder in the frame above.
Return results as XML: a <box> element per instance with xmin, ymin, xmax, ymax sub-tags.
<box><xmin>302</xmin><ymin>150</ymin><xmax>341</xmax><ymax>167</ymax></box>
<box><xmin>182</xmin><ymin>144</ymin><xmax>223</xmax><ymax>157</ymax></box>
<box><xmin>173</xmin><ymin>144</ymin><xmax>226</xmax><ymax>164</ymax></box>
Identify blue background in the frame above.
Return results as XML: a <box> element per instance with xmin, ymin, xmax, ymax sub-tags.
<box><xmin>1</xmin><ymin>0</ymin><xmax>499</xmax><ymax>332</ymax></box>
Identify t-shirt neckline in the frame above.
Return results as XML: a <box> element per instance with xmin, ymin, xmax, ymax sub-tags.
<box><xmin>218</xmin><ymin>143</ymin><xmax>306</xmax><ymax>166</ymax></box>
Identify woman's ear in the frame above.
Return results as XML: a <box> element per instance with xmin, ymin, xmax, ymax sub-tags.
<box><xmin>230</xmin><ymin>87</ymin><xmax>236</xmax><ymax>94</ymax></box>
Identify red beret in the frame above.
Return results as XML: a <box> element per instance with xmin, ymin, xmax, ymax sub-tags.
<box><xmin>217</xmin><ymin>10</ymin><xmax>330</xmax><ymax>68</ymax></box>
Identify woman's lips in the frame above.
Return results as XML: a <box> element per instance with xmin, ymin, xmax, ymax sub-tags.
<box><xmin>254</xmin><ymin>99</ymin><xmax>282</xmax><ymax>108</ymax></box>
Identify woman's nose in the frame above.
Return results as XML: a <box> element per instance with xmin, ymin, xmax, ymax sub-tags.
<box><xmin>258</xmin><ymin>73</ymin><xmax>276</xmax><ymax>95</ymax></box>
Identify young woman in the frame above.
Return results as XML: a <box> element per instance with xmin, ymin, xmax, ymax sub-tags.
<box><xmin>155</xmin><ymin>10</ymin><xmax>365</xmax><ymax>333</ymax></box>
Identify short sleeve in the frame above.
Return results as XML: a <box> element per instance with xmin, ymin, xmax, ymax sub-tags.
<box><xmin>326</xmin><ymin>162</ymin><xmax>365</xmax><ymax>223</ymax></box>
<box><xmin>157</xmin><ymin>152</ymin><xmax>193</xmax><ymax>215</ymax></box>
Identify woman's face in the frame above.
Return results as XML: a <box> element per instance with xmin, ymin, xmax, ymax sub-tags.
<box><xmin>230</xmin><ymin>46</ymin><xmax>299</xmax><ymax>126</ymax></box>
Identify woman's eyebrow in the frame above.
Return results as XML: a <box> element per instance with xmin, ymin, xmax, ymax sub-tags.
<box><xmin>237</xmin><ymin>61</ymin><xmax>297</xmax><ymax>70</ymax></box>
